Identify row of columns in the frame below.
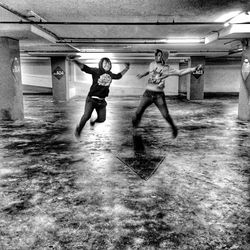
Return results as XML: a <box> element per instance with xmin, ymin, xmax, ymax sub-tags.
<box><xmin>0</xmin><ymin>37</ymin><xmax>250</xmax><ymax>121</ymax></box>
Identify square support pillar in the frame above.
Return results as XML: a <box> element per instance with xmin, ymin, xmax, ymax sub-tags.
<box><xmin>187</xmin><ymin>56</ymin><xmax>205</xmax><ymax>100</ymax></box>
<box><xmin>0</xmin><ymin>37</ymin><xmax>23</xmax><ymax>120</ymax></box>
<box><xmin>238</xmin><ymin>39</ymin><xmax>250</xmax><ymax>121</ymax></box>
<box><xmin>51</xmin><ymin>57</ymin><xmax>70</xmax><ymax>102</ymax></box>
<box><xmin>178</xmin><ymin>60</ymin><xmax>190</xmax><ymax>98</ymax></box>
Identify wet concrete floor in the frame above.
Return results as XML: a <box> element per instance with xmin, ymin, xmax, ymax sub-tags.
<box><xmin>0</xmin><ymin>95</ymin><xmax>249</xmax><ymax>249</ymax></box>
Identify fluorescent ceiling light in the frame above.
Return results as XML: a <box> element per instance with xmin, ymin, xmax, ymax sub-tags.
<box><xmin>164</xmin><ymin>38</ymin><xmax>203</xmax><ymax>44</ymax></box>
<box><xmin>76</xmin><ymin>52</ymin><xmax>114</xmax><ymax>59</ymax></box>
<box><xmin>215</xmin><ymin>11</ymin><xmax>241</xmax><ymax>22</ymax></box>
<box><xmin>216</xmin><ymin>11</ymin><xmax>250</xmax><ymax>27</ymax></box>
<box><xmin>230</xmin><ymin>24</ymin><xmax>250</xmax><ymax>33</ymax></box>
<box><xmin>224</xmin><ymin>12</ymin><xmax>250</xmax><ymax>27</ymax></box>
<box><xmin>229</xmin><ymin>12</ymin><xmax>250</xmax><ymax>23</ymax></box>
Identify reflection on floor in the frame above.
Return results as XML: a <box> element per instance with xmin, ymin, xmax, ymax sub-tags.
<box><xmin>0</xmin><ymin>95</ymin><xmax>249</xmax><ymax>249</ymax></box>
<box><xmin>115</xmin><ymin>152</ymin><xmax>165</xmax><ymax>181</ymax></box>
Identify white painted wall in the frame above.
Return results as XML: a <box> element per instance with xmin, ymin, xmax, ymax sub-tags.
<box><xmin>20</xmin><ymin>58</ymin><xmax>52</xmax><ymax>88</ymax></box>
<box><xmin>20</xmin><ymin>58</ymin><xmax>242</xmax><ymax>96</ymax></box>
<box><xmin>204</xmin><ymin>63</ymin><xmax>241</xmax><ymax>93</ymax></box>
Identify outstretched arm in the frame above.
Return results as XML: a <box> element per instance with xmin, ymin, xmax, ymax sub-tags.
<box><xmin>120</xmin><ymin>63</ymin><xmax>130</xmax><ymax>76</ymax></box>
<box><xmin>67</xmin><ymin>56</ymin><xmax>84</xmax><ymax>69</ymax></box>
<box><xmin>111</xmin><ymin>63</ymin><xmax>130</xmax><ymax>79</ymax></box>
<box><xmin>156</xmin><ymin>64</ymin><xmax>203</xmax><ymax>82</ymax></box>
<box><xmin>166</xmin><ymin>66</ymin><xmax>196</xmax><ymax>77</ymax></box>
<box><xmin>137</xmin><ymin>61</ymin><xmax>156</xmax><ymax>79</ymax></box>
<box><xmin>176</xmin><ymin>67</ymin><xmax>197</xmax><ymax>76</ymax></box>
<box><xmin>67</xmin><ymin>56</ymin><xmax>95</xmax><ymax>74</ymax></box>
<box><xmin>137</xmin><ymin>71</ymin><xmax>150</xmax><ymax>79</ymax></box>
<box><xmin>73</xmin><ymin>59</ymin><xmax>85</xmax><ymax>70</ymax></box>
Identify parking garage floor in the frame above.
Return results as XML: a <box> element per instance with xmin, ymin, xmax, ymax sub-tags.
<box><xmin>0</xmin><ymin>95</ymin><xmax>249</xmax><ymax>249</ymax></box>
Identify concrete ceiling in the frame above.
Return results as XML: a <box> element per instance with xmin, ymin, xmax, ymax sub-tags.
<box><xmin>0</xmin><ymin>0</ymin><xmax>250</xmax><ymax>60</ymax></box>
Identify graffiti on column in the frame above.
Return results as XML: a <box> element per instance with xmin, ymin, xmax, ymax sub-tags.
<box><xmin>241</xmin><ymin>58</ymin><xmax>250</xmax><ymax>81</ymax></box>
<box><xmin>241</xmin><ymin>39</ymin><xmax>250</xmax><ymax>104</ymax></box>
<box><xmin>241</xmin><ymin>57</ymin><xmax>250</xmax><ymax>103</ymax></box>
<box><xmin>53</xmin><ymin>66</ymin><xmax>65</xmax><ymax>80</ymax></box>
<box><xmin>11</xmin><ymin>57</ymin><xmax>21</xmax><ymax>84</ymax></box>
<box><xmin>192</xmin><ymin>64</ymin><xmax>204</xmax><ymax>79</ymax></box>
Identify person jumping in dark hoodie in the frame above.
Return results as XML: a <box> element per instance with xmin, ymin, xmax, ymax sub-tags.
<box><xmin>69</xmin><ymin>57</ymin><xmax>130</xmax><ymax>138</ymax></box>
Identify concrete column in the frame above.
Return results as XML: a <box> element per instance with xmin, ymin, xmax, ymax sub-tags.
<box><xmin>187</xmin><ymin>56</ymin><xmax>205</xmax><ymax>100</ymax></box>
<box><xmin>238</xmin><ymin>39</ymin><xmax>250</xmax><ymax>121</ymax></box>
<box><xmin>178</xmin><ymin>60</ymin><xmax>190</xmax><ymax>98</ymax></box>
<box><xmin>0</xmin><ymin>37</ymin><xmax>23</xmax><ymax>121</ymax></box>
<box><xmin>51</xmin><ymin>57</ymin><xmax>70</xmax><ymax>102</ymax></box>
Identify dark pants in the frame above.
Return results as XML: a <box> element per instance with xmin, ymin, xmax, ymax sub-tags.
<box><xmin>77</xmin><ymin>96</ymin><xmax>107</xmax><ymax>134</ymax></box>
<box><xmin>132</xmin><ymin>90</ymin><xmax>177</xmax><ymax>132</ymax></box>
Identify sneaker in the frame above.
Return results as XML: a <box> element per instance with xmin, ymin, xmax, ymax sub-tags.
<box><xmin>74</xmin><ymin>126</ymin><xmax>81</xmax><ymax>138</ymax></box>
<box><xmin>172</xmin><ymin>127</ymin><xmax>178</xmax><ymax>139</ymax></box>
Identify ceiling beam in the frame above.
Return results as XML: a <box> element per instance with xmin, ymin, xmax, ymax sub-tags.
<box><xmin>0</xmin><ymin>2</ymin><xmax>81</xmax><ymax>52</ymax></box>
<box><xmin>0</xmin><ymin>21</ymin><xmax>231</xmax><ymax>26</ymax></box>
<box><xmin>220</xmin><ymin>24</ymin><xmax>250</xmax><ymax>37</ymax></box>
<box><xmin>205</xmin><ymin>23</ymin><xmax>250</xmax><ymax>44</ymax></box>
<box><xmin>0</xmin><ymin>2</ymin><xmax>59</xmax><ymax>40</ymax></box>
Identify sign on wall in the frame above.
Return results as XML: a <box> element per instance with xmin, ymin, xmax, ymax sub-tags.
<box><xmin>53</xmin><ymin>66</ymin><xmax>65</xmax><ymax>80</ymax></box>
<box><xmin>241</xmin><ymin>58</ymin><xmax>250</xmax><ymax>81</ymax></box>
<box><xmin>192</xmin><ymin>64</ymin><xmax>204</xmax><ymax>79</ymax></box>
<box><xmin>11</xmin><ymin>57</ymin><xmax>21</xmax><ymax>83</ymax></box>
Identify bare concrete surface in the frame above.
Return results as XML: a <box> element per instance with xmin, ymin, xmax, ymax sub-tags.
<box><xmin>0</xmin><ymin>95</ymin><xmax>249</xmax><ymax>249</ymax></box>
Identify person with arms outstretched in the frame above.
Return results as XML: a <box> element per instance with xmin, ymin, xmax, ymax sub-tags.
<box><xmin>132</xmin><ymin>49</ymin><xmax>203</xmax><ymax>138</ymax></box>
<box><xmin>69</xmin><ymin>56</ymin><xmax>130</xmax><ymax>138</ymax></box>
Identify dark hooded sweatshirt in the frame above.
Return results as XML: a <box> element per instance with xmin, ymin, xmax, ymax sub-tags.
<box><xmin>81</xmin><ymin>58</ymin><xmax>122</xmax><ymax>98</ymax></box>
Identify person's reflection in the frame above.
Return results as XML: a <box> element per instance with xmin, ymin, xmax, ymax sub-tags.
<box><xmin>133</xmin><ymin>134</ymin><xmax>145</xmax><ymax>154</ymax></box>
